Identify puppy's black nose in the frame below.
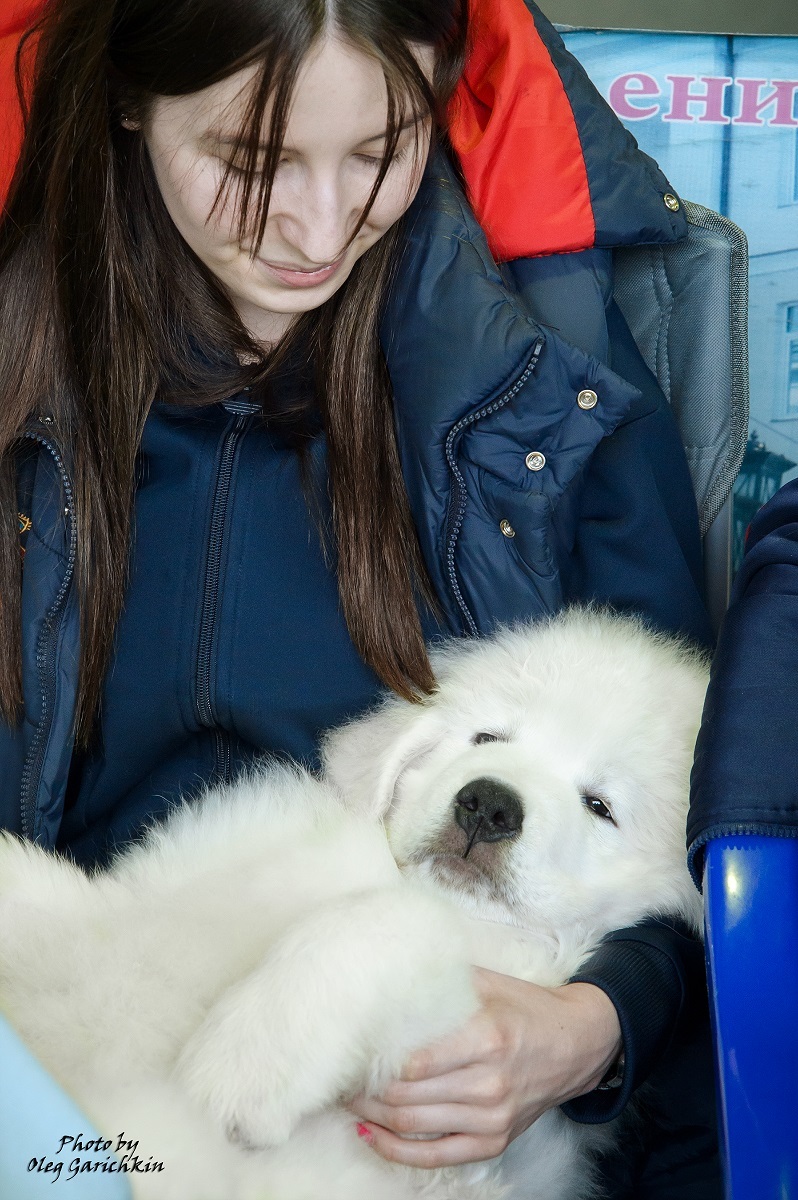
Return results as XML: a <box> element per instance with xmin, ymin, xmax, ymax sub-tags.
<box><xmin>454</xmin><ymin>778</ymin><xmax>524</xmax><ymax>855</ymax></box>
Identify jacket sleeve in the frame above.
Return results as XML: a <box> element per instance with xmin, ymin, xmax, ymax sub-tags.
<box><xmin>560</xmin><ymin>301</ymin><xmax>713</xmax><ymax>1123</ymax></box>
<box><xmin>562</xmin><ymin>917</ymin><xmax>708</xmax><ymax>1122</ymax></box>
<box><xmin>688</xmin><ymin>480</ymin><xmax>798</xmax><ymax>881</ymax></box>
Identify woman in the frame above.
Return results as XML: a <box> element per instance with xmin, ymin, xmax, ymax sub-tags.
<box><xmin>0</xmin><ymin>0</ymin><xmax>718</xmax><ymax>1193</ymax></box>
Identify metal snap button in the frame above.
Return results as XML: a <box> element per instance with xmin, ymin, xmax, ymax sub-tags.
<box><xmin>500</xmin><ymin>519</ymin><xmax>516</xmax><ymax>538</ymax></box>
<box><xmin>663</xmin><ymin>193</ymin><xmax>680</xmax><ymax>212</ymax></box>
<box><xmin>577</xmin><ymin>389</ymin><xmax>599</xmax><ymax>410</ymax></box>
<box><xmin>525</xmin><ymin>451</ymin><xmax>546</xmax><ymax>472</ymax></box>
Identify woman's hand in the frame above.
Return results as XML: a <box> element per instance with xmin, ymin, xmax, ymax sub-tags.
<box><xmin>348</xmin><ymin>968</ymin><xmax>622</xmax><ymax>1169</ymax></box>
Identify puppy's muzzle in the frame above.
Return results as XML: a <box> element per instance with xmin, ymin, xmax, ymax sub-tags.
<box><xmin>454</xmin><ymin>778</ymin><xmax>524</xmax><ymax>857</ymax></box>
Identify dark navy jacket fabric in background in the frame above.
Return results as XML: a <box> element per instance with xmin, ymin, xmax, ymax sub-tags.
<box><xmin>689</xmin><ymin>480</ymin><xmax>798</xmax><ymax>882</ymax></box>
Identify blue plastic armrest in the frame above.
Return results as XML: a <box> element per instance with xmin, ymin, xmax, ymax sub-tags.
<box><xmin>704</xmin><ymin>835</ymin><xmax>798</xmax><ymax>1200</ymax></box>
<box><xmin>0</xmin><ymin>1014</ymin><xmax>132</xmax><ymax>1199</ymax></box>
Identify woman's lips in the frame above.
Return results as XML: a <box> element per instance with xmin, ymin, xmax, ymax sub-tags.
<box><xmin>257</xmin><ymin>257</ymin><xmax>343</xmax><ymax>288</ymax></box>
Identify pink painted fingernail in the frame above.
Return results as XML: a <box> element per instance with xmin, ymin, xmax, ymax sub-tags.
<box><xmin>356</xmin><ymin>1122</ymin><xmax>374</xmax><ymax>1144</ymax></box>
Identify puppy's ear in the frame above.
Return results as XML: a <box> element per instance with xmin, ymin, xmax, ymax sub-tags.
<box><xmin>321</xmin><ymin>698</ymin><xmax>444</xmax><ymax>820</ymax></box>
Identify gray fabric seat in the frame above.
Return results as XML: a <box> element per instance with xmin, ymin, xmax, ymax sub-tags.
<box><xmin>614</xmin><ymin>202</ymin><xmax>750</xmax><ymax>631</ymax></box>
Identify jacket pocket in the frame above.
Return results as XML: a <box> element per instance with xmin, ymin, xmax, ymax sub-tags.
<box><xmin>477</xmin><ymin>470</ymin><xmax>559</xmax><ymax>582</ymax></box>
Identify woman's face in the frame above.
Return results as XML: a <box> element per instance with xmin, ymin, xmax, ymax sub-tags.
<box><xmin>143</xmin><ymin>36</ymin><xmax>433</xmax><ymax>346</ymax></box>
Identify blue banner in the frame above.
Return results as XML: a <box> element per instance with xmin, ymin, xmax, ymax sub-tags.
<box><xmin>563</xmin><ymin>31</ymin><xmax>798</xmax><ymax>564</ymax></box>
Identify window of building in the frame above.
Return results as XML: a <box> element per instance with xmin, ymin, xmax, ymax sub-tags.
<box><xmin>787</xmin><ymin>304</ymin><xmax>798</xmax><ymax>414</ymax></box>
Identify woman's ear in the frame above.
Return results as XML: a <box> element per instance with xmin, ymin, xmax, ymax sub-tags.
<box><xmin>321</xmin><ymin>697</ymin><xmax>444</xmax><ymax>820</ymax></box>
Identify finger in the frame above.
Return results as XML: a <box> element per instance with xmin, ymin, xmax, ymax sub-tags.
<box><xmin>350</xmin><ymin>1096</ymin><xmax>509</xmax><ymax>1138</ymax></box>
<box><xmin>350</xmin><ymin>1065</ymin><xmax>505</xmax><ymax>1111</ymax></box>
<box><xmin>357</xmin><ymin>1123</ymin><xmax>508</xmax><ymax>1169</ymax></box>
<box><xmin>399</xmin><ymin>1012</ymin><xmax>500</xmax><ymax>1081</ymax></box>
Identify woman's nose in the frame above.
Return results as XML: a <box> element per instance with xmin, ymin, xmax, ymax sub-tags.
<box><xmin>271</xmin><ymin>174</ymin><xmax>362</xmax><ymax>266</ymax></box>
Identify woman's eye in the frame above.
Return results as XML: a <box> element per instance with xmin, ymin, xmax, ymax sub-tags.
<box><xmin>220</xmin><ymin>146</ymin><xmax>409</xmax><ymax>176</ymax></box>
<box><xmin>220</xmin><ymin>158</ymin><xmax>287</xmax><ymax>176</ymax></box>
<box><xmin>355</xmin><ymin>144</ymin><xmax>409</xmax><ymax>169</ymax></box>
<box><xmin>582</xmin><ymin>795</ymin><xmax>615</xmax><ymax>823</ymax></box>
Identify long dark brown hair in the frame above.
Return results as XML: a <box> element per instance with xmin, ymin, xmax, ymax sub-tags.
<box><xmin>0</xmin><ymin>0</ymin><xmax>468</xmax><ymax>744</ymax></box>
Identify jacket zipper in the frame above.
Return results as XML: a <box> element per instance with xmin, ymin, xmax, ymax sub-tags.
<box><xmin>18</xmin><ymin>430</ymin><xmax>77</xmax><ymax>840</ymax></box>
<box><xmin>443</xmin><ymin>339</ymin><xmax>544</xmax><ymax>636</ymax></box>
<box><xmin>195</xmin><ymin>408</ymin><xmax>252</xmax><ymax>786</ymax></box>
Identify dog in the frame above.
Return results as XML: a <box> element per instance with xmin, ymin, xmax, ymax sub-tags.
<box><xmin>0</xmin><ymin>609</ymin><xmax>708</xmax><ymax>1200</ymax></box>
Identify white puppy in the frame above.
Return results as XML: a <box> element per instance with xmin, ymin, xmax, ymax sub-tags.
<box><xmin>0</xmin><ymin>609</ymin><xmax>708</xmax><ymax>1200</ymax></box>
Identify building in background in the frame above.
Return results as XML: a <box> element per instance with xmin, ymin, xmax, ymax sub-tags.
<box><xmin>563</xmin><ymin>30</ymin><xmax>798</xmax><ymax>563</ymax></box>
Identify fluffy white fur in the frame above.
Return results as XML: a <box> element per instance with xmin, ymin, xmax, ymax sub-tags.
<box><xmin>0</xmin><ymin>609</ymin><xmax>708</xmax><ymax>1200</ymax></box>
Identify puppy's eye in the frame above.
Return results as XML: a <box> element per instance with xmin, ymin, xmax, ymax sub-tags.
<box><xmin>472</xmin><ymin>731</ymin><xmax>503</xmax><ymax>745</ymax></box>
<box><xmin>582</xmin><ymin>795</ymin><xmax>615</xmax><ymax>824</ymax></box>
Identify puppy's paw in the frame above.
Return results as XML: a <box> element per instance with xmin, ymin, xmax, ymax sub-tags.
<box><xmin>174</xmin><ymin>1000</ymin><xmax>299</xmax><ymax>1148</ymax></box>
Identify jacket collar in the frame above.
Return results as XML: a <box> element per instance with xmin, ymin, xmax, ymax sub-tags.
<box><xmin>450</xmin><ymin>0</ymin><xmax>688</xmax><ymax>261</ymax></box>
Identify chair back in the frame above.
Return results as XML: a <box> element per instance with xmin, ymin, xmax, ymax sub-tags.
<box><xmin>613</xmin><ymin>202</ymin><xmax>750</xmax><ymax>632</ymax></box>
